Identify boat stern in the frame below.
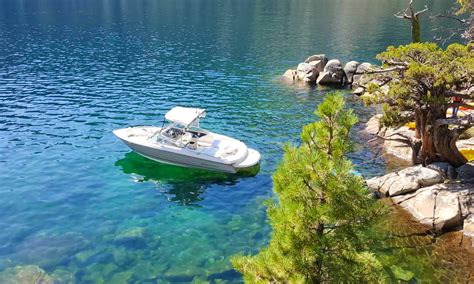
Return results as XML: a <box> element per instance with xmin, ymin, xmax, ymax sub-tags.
<box><xmin>234</xmin><ymin>148</ymin><xmax>261</xmax><ymax>170</ymax></box>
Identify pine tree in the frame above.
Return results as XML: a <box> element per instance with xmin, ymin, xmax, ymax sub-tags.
<box><xmin>363</xmin><ymin>42</ymin><xmax>474</xmax><ymax>166</ymax></box>
<box><xmin>232</xmin><ymin>93</ymin><xmax>386</xmax><ymax>283</ymax></box>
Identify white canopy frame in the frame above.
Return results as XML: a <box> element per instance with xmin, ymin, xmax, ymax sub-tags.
<box><xmin>165</xmin><ymin>106</ymin><xmax>206</xmax><ymax>128</ymax></box>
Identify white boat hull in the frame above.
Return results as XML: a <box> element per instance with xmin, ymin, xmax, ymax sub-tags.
<box><xmin>122</xmin><ymin>139</ymin><xmax>239</xmax><ymax>173</ymax></box>
<box><xmin>113</xmin><ymin>127</ymin><xmax>260</xmax><ymax>174</ymax></box>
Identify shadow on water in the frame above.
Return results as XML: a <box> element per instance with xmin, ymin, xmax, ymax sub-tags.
<box><xmin>114</xmin><ymin>152</ymin><xmax>260</xmax><ymax>206</ymax></box>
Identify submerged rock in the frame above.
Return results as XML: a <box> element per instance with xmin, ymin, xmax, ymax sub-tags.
<box><xmin>282</xmin><ymin>69</ymin><xmax>297</xmax><ymax>82</ymax></box>
<box><xmin>113</xmin><ymin>227</ymin><xmax>148</xmax><ymax>249</ymax></box>
<box><xmin>12</xmin><ymin>233</ymin><xmax>89</xmax><ymax>269</ymax></box>
<box><xmin>0</xmin><ymin>265</ymin><xmax>54</xmax><ymax>284</ymax></box>
<box><xmin>50</xmin><ymin>268</ymin><xmax>75</xmax><ymax>284</ymax></box>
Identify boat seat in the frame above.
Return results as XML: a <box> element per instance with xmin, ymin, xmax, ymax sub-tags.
<box><xmin>197</xmin><ymin>134</ymin><xmax>214</xmax><ymax>146</ymax></box>
<box><xmin>179</xmin><ymin>132</ymin><xmax>193</xmax><ymax>146</ymax></box>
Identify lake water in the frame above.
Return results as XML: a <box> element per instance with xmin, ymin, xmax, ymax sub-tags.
<box><xmin>0</xmin><ymin>0</ymin><xmax>471</xmax><ymax>283</ymax></box>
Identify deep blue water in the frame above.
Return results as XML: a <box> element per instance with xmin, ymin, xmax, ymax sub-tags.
<box><xmin>0</xmin><ymin>0</ymin><xmax>461</xmax><ymax>282</ymax></box>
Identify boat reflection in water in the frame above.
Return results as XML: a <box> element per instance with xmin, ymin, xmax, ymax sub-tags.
<box><xmin>114</xmin><ymin>152</ymin><xmax>260</xmax><ymax>206</ymax></box>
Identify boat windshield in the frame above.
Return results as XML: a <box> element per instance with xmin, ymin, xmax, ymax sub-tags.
<box><xmin>153</xmin><ymin>123</ymin><xmax>210</xmax><ymax>148</ymax></box>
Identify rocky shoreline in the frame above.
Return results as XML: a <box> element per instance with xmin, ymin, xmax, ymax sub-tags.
<box><xmin>363</xmin><ymin>114</ymin><xmax>474</xmax><ymax>241</ymax></box>
<box><xmin>281</xmin><ymin>54</ymin><xmax>387</xmax><ymax>98</ymax></box>
<box><xmin>283</xmin><ymin>54</ymin><xmax>473</xmax><ymax>241</ymax></box>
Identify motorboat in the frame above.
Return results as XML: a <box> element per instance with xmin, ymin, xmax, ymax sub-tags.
<box><xmin>113</xmin><ymin>106</ymin><xmax>261</xmax><ymax>173</ymax></box>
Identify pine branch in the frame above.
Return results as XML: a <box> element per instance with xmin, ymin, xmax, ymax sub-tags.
<box><xmin>414</xmin><ymin>6</ymin><xmax>428</xmax><ymax>17</ymax></box>
<box><xmin>432</xmin><ymin>12</ymin><xmax>467</xmax><ymax>24</ymax></box>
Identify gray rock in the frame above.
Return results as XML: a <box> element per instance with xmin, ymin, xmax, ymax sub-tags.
<box><xmin>398</xmin><ymin>166</ymin><xmax>444</xmax><ymax>187</ymax></box>
<box><xmin>382</xmin><ymin>126</ymin><xmax>414</xmax><ymax>162</ymax></box>
<box><xmin>385</xmin><ymin>178</ymin><xmax>420</xmax><ymax>196</ymax></box>
<box><xmin>456</xmin><ymin>162</ymin><xmax>474</xmax><ymax>181</ymax></box>
<box><xmin>364</xmin><ymin>114</ymin><xmax>383</xmax><ymax>136</ymax></box>
<box><xmin>316</xmin><ymin>71</ymin><xmax>342</xmax><ymax>85</ymax></box>
<box><xmin>323</xmin><ymin>59</ymin><xmax>343</xmax><ymax>73</ymax></box>
<box><xmin>282</xmin><ymin>69</ymin><xmax>297</xmax><ymax>82</ymax></box>
<box><xmin>368</xmin><ymin>165</ymin><xmax>444</xmax><ymax>196</ymax></box>
<box><xmin>393</xmin><ymin>182</ymin><xmax>473</xmax><ymax>232</ymax></box>
<box><xmin>308</xmin><ymin>59</ymin><xmax>327</xmax><ymax>73</ymax></box>
<box><xmin>315</xmin><ymin>59</ymin><xmax>345</xmax><ymax>85</ymax></box>
<box><xmin>305</xmin><ymin>54</ymin><xmax>328</xmax><ymax>72</ymax></box>
<box><xmin>304</xmin><ymin>54</ymin><xmax>327</xmax><ymax>64</ymax></box>
<box><xmin>296</xmin><ymin>63</ymin><xmax>319</xmax><ymax>83</ymax></box>
<box><xmin>0</xmin><ymin>265</ymin><xmax>54</xmax><ymax>284</ymax></box>
<box><xmin>352</xmin><ymin>62</ymin><xmax>373</xmax><ymax>85</ymax></box>
<box><xmin>366</xmin><ymin>177</ymin><xmax>382</xmax><ymax>191</ymax></box>
<box><xmin>427</xmin><ymin>162</ymin><xmax>456</xmax><ymax>179</ymax></box>
<box><xmin>394</xmin><ymin>184</ymin><xmax>462</xmax><ymax>231</ymax></box>
<box><xmin>343</xmin><ymin>61</ymin><xmax>360</xmax><ymax>84</ymax></box>
<box><xmin>435</xmin><ymin>189</ymin><xmax>464</xmax><ymax>230</ymax></box>
<box><xmin>463</xmin><ymin>214</ymin><xmax>474</xmax><ymax>237</ymax></box>
<box><xmin>352</xmin><ymin>86</ymin><xmax>365</xmax><ymax>96</ymax></box>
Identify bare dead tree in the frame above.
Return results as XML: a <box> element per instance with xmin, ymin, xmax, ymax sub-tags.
<box><xmin>431</xmin><ymin>3</ymin><xmax>474</xmax><ymax>44</ymax></box>
<box><xmin>395</xmin><ymin>0</ymin><xmax>428</xmax><ymax>43</ymax></box>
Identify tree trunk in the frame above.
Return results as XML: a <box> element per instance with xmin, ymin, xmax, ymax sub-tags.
<box><xmin>433</xmin><ymin>125</ymin><xmax>468</xmax><ymax>167</ymax></box>
<box><xmin>418</xmin><ymin>109</ymin><xmax>438</xmax><ymax>165</ymax></box>
<box><xmin>411</xmin><ymin>18</ymin><xmax>421</xmax><ymax>43</ymax></box>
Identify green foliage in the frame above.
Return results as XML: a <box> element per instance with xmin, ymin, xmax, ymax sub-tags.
<box><xmin>456</xmin><ymin>0</ymin><xmax>473</xmax><ymax>14</ymax></box>
<box><xmin>370</xmin><ymin>42</ymin><xmax>474</xmax><ymax>129</ymax></box>
<box><xmin>232</xmin><ymin>93</ymin><xmax>386</xmax><ymax>283</ymax></box>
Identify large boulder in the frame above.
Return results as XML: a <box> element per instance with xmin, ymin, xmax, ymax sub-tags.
<box><xmin>435</xmin><ymin>189</ymin><xmax>464</xmax><ymax>230</ymax></box>
<box><xmin>427</xmin><ymin>162</ymin><xmax>456</xmax><ymax>179</ymax></box>
<box><xmin>456</xmin><ymin>162</ymin><xmax>474</xmax><ymax>182</ymax></box>
<box><xmin>364</xmin><ymin>114</ymin><xmax>383</xmax><ymax>136</ymax></box>
<box><xmin>352</xmin><ymin>62</ymin><xmax>373</xmax><ymax>85</ymax></box>
<box><xmin>382</xmin><ymin>126</ymin><xmax>414</xmax><ymax>162</ymax></box>
<box><xmin>392</xmin><ymin>183</ymin><xmax>472</xmax><ymax>232</ymax></box>
<box><xmin>316</xmin><ymin>59</ymin><xmax>344</xmax><ymax>85</ymax></box>
<box><xmin>316</xmin><ymin>71</ymin><xmax>342</xmax><ymax>85</ymax></box>
<box><xmin>367</xmin><ymin>165</ymin><xmax>444</xmax><ymax>196</ymax></box>
<box><xmin>304</xmin><ymin>54</ymin><xmax>328</xmax><ymax>72</ymax></box>
<box><xmin>393</xmin><ymin>184</ymin><xmax>463</xmax><ymax>231</ymax></box>
<box><xmin>323</xmin><ymin>59</ymin><xmax>343</xmax><ymax>73</ymax></box>
<box><xmin>296</xmin><ymin>63</ymin><xmax>319</xmax><ymax>83</ymax></box>
<box><xmin>0</xmin><ymin>265</ymin><xmax>54</xmax><ymax>284</ymax></box>
<box><xmin>343</xmin><ymin>61</ymin><xmax>360</xmax><ymax>84</ymax></box>
<box><xmin>304</xmin><ymin>54</ymin><xmax>326</xmax><ymax>63</ymax></box>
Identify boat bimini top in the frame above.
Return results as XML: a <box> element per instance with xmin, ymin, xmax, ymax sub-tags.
<box><xmin>164</xmin><ymin>106</ymin><xmax>206</xmax><ymax>128</ymax></box>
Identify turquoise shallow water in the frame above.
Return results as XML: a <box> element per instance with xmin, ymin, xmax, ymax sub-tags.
<box><xmin>0</xmin><ymin>0</ymin><xmax>469</xmax><ymax>282</ymax></box>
